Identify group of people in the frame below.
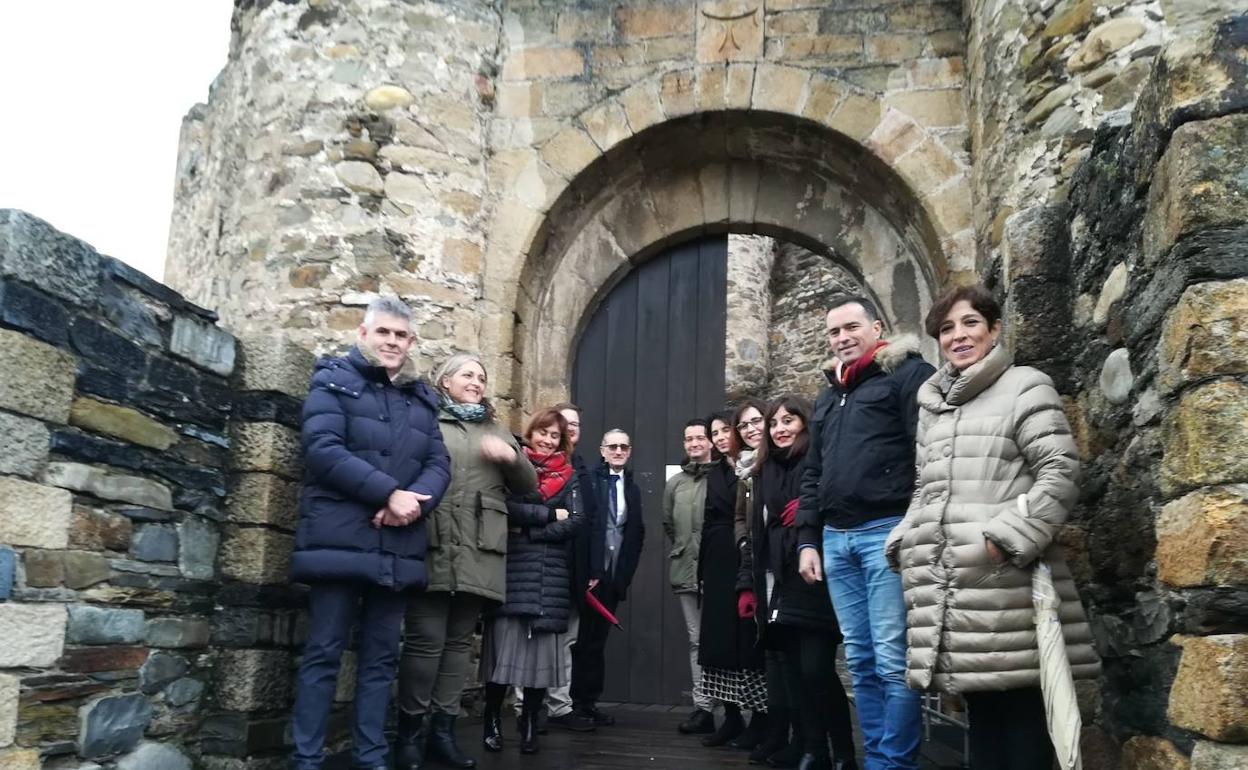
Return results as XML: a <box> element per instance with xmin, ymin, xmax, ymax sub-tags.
<box><xmin>286</xmin><ymin>281</ymin><xmax>1101</xmax><ymax>770</ymax></box>
<box><xmin>662</xmin><ymin>288</ymin><xmax>1099</xmax><ymax>770</ymax></box>
<box><xmin>288</xmin><ymin>296</ymin><xmax>644</xmax><ymax>770</ymax></box>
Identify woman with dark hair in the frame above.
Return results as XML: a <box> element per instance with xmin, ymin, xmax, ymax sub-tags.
<box><xmin>395</xmin><ymin>353</ymin><xmax>536</xmax><ymax>770</ymax></box>
<box><xmin>697</xmin><ymin>411</ymin><xmax>768</xmax><ymax>748</ymax></box>
<box><xmin>748</xmin><ymin>396</ymin><xmax>856</xmax><ymax>770</ymax></box>
<box><xmin>479</xmin><ymin>408</ymin><xmax>585</xmax><ymax>756</ymax></box>
<box><xmin>886</xmin><ymin>285</ymin><xmax>1099</xmax><ymax>770</ymax></box>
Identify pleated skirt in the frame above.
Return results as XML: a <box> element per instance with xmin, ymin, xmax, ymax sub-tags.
<box><xmin>479</xmin><ymin>615</ymin><xmax>567</xmax><ymax>689</ymax></box>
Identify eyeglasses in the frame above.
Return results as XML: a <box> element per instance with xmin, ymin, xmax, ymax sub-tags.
<box><xmin>736</xmin><ymin>416</ymin><xmax>764</xmax><ymax>432</ymax></box>
<box><xmin>602</xmin><ymin>443</ymin><xmax>631</xmax><ymax>451</ymax></box>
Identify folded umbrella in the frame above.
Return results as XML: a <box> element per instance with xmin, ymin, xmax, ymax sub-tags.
<box><xmin>585</xmin><ymin>587</ymin><xmax>622</xmax><ymax>629</ymax></box>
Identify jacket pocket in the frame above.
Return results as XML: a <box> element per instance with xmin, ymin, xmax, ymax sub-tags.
<box><xmin>477</xmin><ymin>494</ymin><xmax>509</xmax><ymax>554</ymax></box>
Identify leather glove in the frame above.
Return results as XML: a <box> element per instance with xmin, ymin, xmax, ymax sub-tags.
<box><xmin>737</xmin><ymin>590</ymin><xmax>756</xmax><ymax>619</ymax></box>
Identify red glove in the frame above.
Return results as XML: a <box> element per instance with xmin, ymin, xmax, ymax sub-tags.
<box><xmin>737</xmin><ymin>590</ymin><xmax>756</xmax><ymax>619</ymax></box>
<box><xmin>780</xmin><ymin>499</ymin><xmax>799</xmax><ymax>528</ymax></box>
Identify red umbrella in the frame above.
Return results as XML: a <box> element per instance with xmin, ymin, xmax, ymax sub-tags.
<box><xmin>585</xmin><ymin>588</ymin><xmax>622</xmax><ymax>629</ymax></box>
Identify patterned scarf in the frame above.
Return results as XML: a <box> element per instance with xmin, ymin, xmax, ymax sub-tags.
<box><xmin>440</xmin><ymin>394</ymin><xmax>488</xmax><ymax>423</ymax></box>
<box><xmin>734</xmin><ymin>448</ymin><xmax>757</xmax><ymax>480</ymax></box>
<box><xmin>524</xmin><ymin>446</ymin><xmax>573</xmax><ymax>501</ymax></box>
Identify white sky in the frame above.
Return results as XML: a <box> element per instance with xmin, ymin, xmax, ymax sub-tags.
<box><xmin>0</xmin><ymin>3</ymin><xmax>233</xmax><ymax>280</ymax></box>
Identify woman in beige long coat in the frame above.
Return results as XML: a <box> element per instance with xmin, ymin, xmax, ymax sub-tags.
<box><xmin>885</xmin><ymin>285</ymin><xmax>1099</xmax><ymax>770</ymax></box>
<box><xmin>395</xmin><ymin>352</ymin><xmax>536</xmax><ymax>770</ymax></box>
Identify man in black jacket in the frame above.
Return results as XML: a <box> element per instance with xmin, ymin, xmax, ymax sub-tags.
<box><xmin>796</xmin><ymin>295</ymin><xmax>933</xmax><ymax>770</ymax></box>
<box><xmin>567</xmin><ymin>428</ymin><xmax>644</xmax><ymax>727</ymax></box>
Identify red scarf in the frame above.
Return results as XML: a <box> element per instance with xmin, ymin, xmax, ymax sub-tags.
<box><xmin>524</xmin><ymin>447</ymin><xmax>573</xmax><ymax>501</ymax></box>
<box><xmin>839</xmin><ymin>340</ymin><xmax>888</xmax><ymax>390</ymax></box>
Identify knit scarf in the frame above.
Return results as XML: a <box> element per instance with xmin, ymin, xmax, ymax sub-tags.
<box><xmin>524</xmin><ymin>446</ymin><xmax>573</xmax><ymax>501</ymax></box>
<box><xmin>839</xmin><ymin>340</ymin><xmax>889</xmax><ymax>389</ymax></box>
<box><xmin>440</xmin><ymin>394</ymin><xmax>488</xmax><ymax>423</ymax></box>
<box><xmin>734</xmin><ymin>448</ymin><xmax>757</xmax><ymax>480</ymax></box>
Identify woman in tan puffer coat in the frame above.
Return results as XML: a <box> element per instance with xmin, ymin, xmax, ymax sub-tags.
<box><xmin>885</xmin><ymin>285</ymin><xmax>1099</xmax><ymax>770</ymax></box>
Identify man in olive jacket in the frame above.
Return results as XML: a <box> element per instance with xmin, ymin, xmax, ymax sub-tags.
<box><xmin>662</xmin><ymin>419</ymin><xmax>717</xmax><ymax>734</ymax></box>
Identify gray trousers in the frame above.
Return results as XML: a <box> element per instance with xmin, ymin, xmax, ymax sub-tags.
<box><xmin>679</xmin><ymin>593</ymin><xmax>712</xmax><ymax>710</ymax></box>
<box><xmin>398</xmin><ymin>592</ymin><xmax>484</xmax><ymax>716</ymax></box>
<box><xmin>513</xmin><ymin>607</ymin><xmax>579</xmax><ymax>716</ymax></box>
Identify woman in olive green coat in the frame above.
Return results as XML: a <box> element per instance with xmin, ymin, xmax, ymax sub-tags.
<box><xmin>396</xmin><ymin>353</ymin><xmax>536</xmax><ymax>770</ymax></box>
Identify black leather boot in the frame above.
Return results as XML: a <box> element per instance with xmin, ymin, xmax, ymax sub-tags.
<box><xmin>426</xmin><ymin>712</ymin><xmax>476</xmax><ymax>768</ymax></box>
<box><xmin>729</xmin><ymin>710</ymin><xmax>769</xmax><ymax>750</ymax></box>
<box><xmin>518</xmin><ymin>706</ymin><xmax>540</xmax><ymax>755</ymax></box>
<box><xmin>701</xmin><ymin>704</ymin><xmax>745</xmax><ymax>747</ymax></box>
<box><xmin>797</xmin><ymin>753</ymin><xmax>832</xmax><ymax>770</ymax></box>
<box><xmin>482</xmin><ymin>705</ymin><xmax>503</xmax><ymax>753</ymax></box>
<box><xmin>749</xmin><ymin>707</ymin><xmax>789</xmax><ymax>764</ymax></box>
<box><xmin>678</xmin><ymin>708</ymin><xmax>715</xmax><ymax>734</ymax></box>
<box><xmin>395</xmin><ymin>711</ymin><xmax>427</xmax><ymax>770</ymax></box>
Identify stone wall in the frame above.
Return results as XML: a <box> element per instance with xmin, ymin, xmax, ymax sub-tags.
<box><xmin>1002</xmin><ymin>15</ymin><xmax>1248</xmax><ymax>767</ymax></box>
<box><xmin>0</xmin><ymin>210</ymin><xmax>235</xmax><ymax>769</ymax></box>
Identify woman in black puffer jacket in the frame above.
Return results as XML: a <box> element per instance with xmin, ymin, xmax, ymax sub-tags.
<box><xmin>747</xmin><ymin>396</ymin><xmax>855</xmax><ymax>770</ymax></box>
<box><xmin>478</xmin><ymin>408</ymin><xmax>584</xmax><ymax>756</ymax></box>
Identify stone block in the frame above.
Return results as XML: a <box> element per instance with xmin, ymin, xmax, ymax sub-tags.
<box><xmin>229</xmin><ymin>422</ymin><xmax>302</xmax><ymax>480</ymax></box>
<box><xmin>1099</xmin><ymin>348</ymin><xmax>1134</xmax><ymax>405</ymax></box>
<box><xmin>139</xmin><ymin>651</ymin><xmax>188</xmax><ymax>694</ymax></box>
<box><xmin>1121</xmin><ymin>736</ymin><xmax>1190</xmax><ymax>770</ymax></box>
<box><xmin>22</xmin><ymin>549</ymin><xmax>63</xmax><ymax>587</ymax></box>
<box><xmin>60</xmin><ymin>645</ymin><xmax>148</xmax><ymax>674</ymax></box>
<box><xmin>1161</xmin><ymin>381</ymin><xmax>1248</xmax><ymax>496</ymax></box>
<box><xmin>216</xmin><ymin>649</ymin><xmax>293</xmax><ymax>711</ymax></box>
<box><xmin>130</xmin><ymin>524</ymin><xmax>178</xmax><ymax>562</ymax></box>
<box><xmin>0</xmin><ymin>277</ymin><xmax>69</xmax><ymax>347</ymax></box>
<box><xmin>0</xmin><ymin>328</ymin><xmax>76</xmax><ymax>423</ymax></box>
<box><xmin>1191</xmin><ymin>740</ymin><xmax>1248</xmax><ymax>770</ymax></box>
<box><xmin>0</xmin><ymin>209</ymin><xmax>102</xmax><ymax>307</ymax></box>
<box><xmin>67</xmin><ymin>604</ymin><xmax>145</xmax><ymax>645</ymax></box>
<box><xmin>825</xmin><ymin>92</ymin><xmax>881</xmax><ymax>143</ymax></box>
<box><xmin>539</xmin><ymin>127</ymin><xmax>600</xmax><ymax>180</ymax></box>
<box><xmin>0</xmin><ymin>603</ymin><xmax>65</xmax><ymax>666</ymax></box>
<box><xmin>724</xmin><ymin>63</ymin><xmax>755</xmax><ymax>109</ymax></box>
<box><xmin>1157</xmin><ymin>485</ymin><xmax>1248</xmax><ymax>588</ymax></box>
<box><xmin>1145</xmin><ymin>114</ymin><xmax>1248</xmax><ymax>264</ymax></box>
<box><xmin>883</xmin><ymin>89</ymin><xmax>963</xmax><ymax>129</ymax></box>
<box><xmin>659</xmin><ymin>69</ymin><xmax>697</xmax><ymax>118</ymax></box>
<box><xmin>0</xmin><ymin>748</ymin><xmax>39</xmax><ymax>770</ymax></box>
<box><xmin>1092</xmin><ymin>262</ymin><xmax>1129</xmax><ymax>327</ymax></box>
<box><xmin>79</xmin><ymin>692</ymin><xmax>153</xmax><ymax>758</ymax></box>
<box><xmin>363</xmin><ymin>85</ymin><xmax>414</xmax><ymax>111</ymax></box>
<box><xmin>501</xmin><ymin>46</ymin><xmax>584</xmax><ymax>81</ymax></box>
<box><xmin>118</xmin><ymin>741</ymin><xmax>192</xmax><ymax>770</ymax></box>
<box><xmin>236</xmin><ymin>335</ymin><xmax>315</xmax><ymax>398</ymax></box>
<box><xmin>1068</xmin><ymin>17</ymin><xmax>1147</xmax><ymax>72</ymax></box>
<box><xmin>42</xmin><ymin>462</ymin><xmax>173</xmax><ymax>510</ymax></box>
<box><xmin>144</xmin><ymin>616</ymin><xmax>211</xmax><ymax>649</ymax></box>
<box><xmin>0</xmin><ymin>412</ymin><xmax>49</xmax><ymax>477</ymax></box>
<box><xmin>0</xmin><ymin>673</ymin><xmax>17</xmax><ymax>748</ymax></box>
<box><xmin>893</xmin><ymin>137</ymin><xmax>962</xmax><ymax>197</ymax></box>
<box><xmin>698</xmin><ymin>1</ymin><xmax>763</xmax><ymax>62</ymax></box>
<box><xmin>219</xmin><ymin>527</ymin><xmax>293</xmax><ymax>585</ymax></box>
<box><xmin>169</xmin><ymin>316</ymin><xmax>235</xmax><ymax>377</ymax></box>
<box><xmin>69</xmin><ymin>506</ymin><xmax>133</xmax><ymax>552</ymax></box>
<box><xmin>616</xmin><ymin>3</ymin><xmax>693</xmax><ymax>40</ymax></box>
<box><xmin>619</xmin><ymin>81</ymin><xmax>665</xmax><ymax>135</ymax></box>
<box><xmin>766</xmin><ymin>34</ymin><xmax>862</xmax><ymax>65</ymax></box>
<box><xmin>0</xmin><ymin>477</ymin><xmax>72</xmax><ymax>549</ymax></box>
<box><xmin>1158</xmin><ymin>279</ymin><xmax>1248</xmax><ymax>394</ymax></box>
<box><xmin>800</xmin><ymin>77</ymin><xmax>845</xmax><ymax>122</ymax></box>
<box><xmin>227</xmin><ymin>473</ymin><xmax>299</xmax><ymax>530</ymax></box>
<box><xmin>1169</xmin><ymin>634</ymin><xmax>1248</xmax><ymax>741</ymax></box>
<box><xmin>164</xmin><ymin>677</ymin><xmax>203</xmax><ymax>708</ymax></box>
<box><xmin>61</xmin><ymin>551</ymin><xmax>112</xmax><ymax>590</ymax></box>
<box><xmin>178</xmin><ymin>515</ymin><xmax>219</xmax><ymax>580</ymax></box>
<box><xmin>334</xmin><ymin>161</ymin><xmax>382</xmax><ymax>196</ymax></box>
<box><xmin>751</xmin><ymin>64</ymin><xmax>810</xmax><ymax>114</ymax></box>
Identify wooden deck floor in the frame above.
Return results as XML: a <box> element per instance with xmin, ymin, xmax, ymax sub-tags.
<box><xmin>438</xmin><ymin>703</ymin><xmax>964</xmax><ymax>770</ymax></box>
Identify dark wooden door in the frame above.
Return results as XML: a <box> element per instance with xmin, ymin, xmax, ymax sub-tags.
<box><xmin>571</xmin><ymin>235</ymin><xmax>728</xmax><ymax>705</ymax></box>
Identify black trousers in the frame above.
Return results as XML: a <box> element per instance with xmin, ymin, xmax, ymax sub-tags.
<box><xmin>965</xmin><ymin>688</ymin><xmax>1055</xmax><ymax>770</ymax></box>
<box><xmin>570</xmin><ymin>581</ymin><xmax>620</xmax><ymax>708</ymax></box>
<box><xmin>778</xmin><ymin>625</ymin><xmax>855</xmax><ymax>761</ymax></box>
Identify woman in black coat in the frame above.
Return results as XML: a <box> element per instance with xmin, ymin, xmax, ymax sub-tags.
<box><xmin>748</xmin><ymin>396</ymin><xmax>855</xmax><ymax>770</ymax></box>
<box><xmin>478</xmin><ymin>408</ymin><xmax>585</xmax><ymax>756</ymax></box>
<box><xmin>698</xmin><ymin>412</ymin><xmax>768</xmax><ymax>748</ymax></box>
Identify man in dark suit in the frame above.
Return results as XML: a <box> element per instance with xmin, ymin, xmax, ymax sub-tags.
<box><xmin>566</xmin><ymin>428</ymin><xmax>645</xmax><ymax>727</ymax></box>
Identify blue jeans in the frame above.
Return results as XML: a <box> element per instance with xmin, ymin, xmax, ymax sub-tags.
<box><xmin>291</xmin><ymin>581</ymin><xmax>407</xmax><ymax>769</ymax></box>
<box><xmin>822</xmin><ymin>518</ymin><xmax>921</xmax><ymax>770</ymax></box>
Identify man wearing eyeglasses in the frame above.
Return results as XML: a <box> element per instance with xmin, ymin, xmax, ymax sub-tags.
<box><xmin>565</xmin><ymin>429</ymin><xmax>645</xmax><ymax>727</ymax></box>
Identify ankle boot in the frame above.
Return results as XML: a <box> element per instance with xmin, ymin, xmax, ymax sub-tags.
<box><xmin>482</xmin><ymin>704</ymin><xmax>503</xmax><ymax>753</ymax></box>
<box><xmin>729</xmin><ymin>710</ymin><xmax>769</xmax><ymax>750</ymax></box>
<box><xmin>749</xmin><ymin>708</ymin><xmax>789</xmax><ymax>764</ymax></box>
<box><xmin>766</xmin><ymin>742</ymin><xmax>804</xmax><ymax>768</ymax></box>
<box><xmin>426</xmin><ymin>712</ymin><xmax>476</xmax><ymax>768</ymax></box>
<box><xmin>518</xmin><ymin>706</ymin><xmax>540</xmax><ymax>754</ymax></box>
<box><xmin>701</xmin><ymin>705</ymin><xmax>745</xmax><ymax>747</ymax></box>
<box><xmin>797</xmin><ymin>753</ymin><xmax>832</xmax><ymax>770</ymax></box>
<box><xmin>395</xmin><ymin>711</ymin><xmax>427</xmax><ymax>770</ymax></box>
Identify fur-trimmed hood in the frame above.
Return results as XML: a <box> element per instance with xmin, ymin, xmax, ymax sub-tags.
<box><xmin>821</xmin><ymin>333</ymin><xmax>924</xmax><ymax>384</ymax></box>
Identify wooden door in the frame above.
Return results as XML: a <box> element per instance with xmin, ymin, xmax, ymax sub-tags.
<box><xmin>571</xmin><ymin>235</ymin><xmax>728</xmax><ymax>705</ymax></box>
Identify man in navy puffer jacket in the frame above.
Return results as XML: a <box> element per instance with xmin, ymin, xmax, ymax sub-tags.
<box><xmin>290</xmin><ymin>296</ymin><xmax>451</xmax><ymax>770</ymax></box>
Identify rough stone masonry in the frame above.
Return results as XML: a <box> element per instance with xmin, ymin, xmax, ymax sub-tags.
<box><xmin>0</xmin><ymin>1</ymin><xmax>1245</xmax><ymax>769</ymax></box>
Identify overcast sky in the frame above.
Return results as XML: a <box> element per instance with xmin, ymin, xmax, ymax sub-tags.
<box><xmin>0</xmin><ymin>3</ymin><xmax>233</xmax><ymax>280</ymax></box>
